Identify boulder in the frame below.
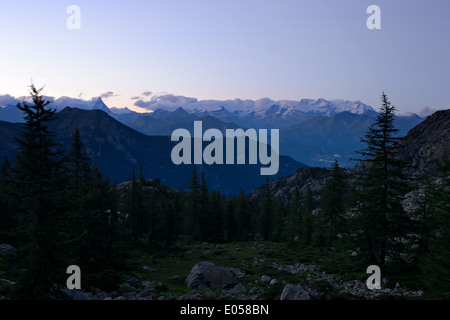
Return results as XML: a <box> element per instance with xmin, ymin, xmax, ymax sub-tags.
<box><xmin>0</xmin><ymin>244</ymin><xmax>15</xmax><ymax>256</ymax></box>
<box><xmin>136</xmin><ymin>289</ymin><xmax>157</xmax><ymax>300</ymax></box>
<box><xmin>280</xmin><ymin>282</ymin><xmax>331</xmax><ymax>300</ymax></box>
<box><xmin>269</xmin><ymin>279</ymin><xmax>279</xmax><ymax>285</ymax></box>
<box><xmin>185</xmin><ymin>261</ymin><xmax>238</xmax><ymax>290</ymax></box>
<box><xmin>261</xmin><ymin>275</ymin><xmax>271</xmax><ymax>283</ymax></box>
<box><xmin>0</xmin><ymin>279</ymin><xmax>15</xmax><ymax>288</ymax></box>
<box><xmin>280</xmin><ymin>284</ymin><xmax>311</xmax><ymax>300</ymax></box>
<box><xmin>62</xmin><ymin>288</ymin><xmax>92</xmax><ymax>300</ymax></box>
<box><xmin>142</xmin><ymin>265</ymin><xmax>157</xmax><ymax>273</ymax></box>
<box><xmin>229</xmin><ymin>283</ymin><xmax>247</xmax><ymax>295</ymax></box>
<box><xmin>300</xmin><ymin>282</ymin><xmax>331</xmax><ymax>300</ymax></box>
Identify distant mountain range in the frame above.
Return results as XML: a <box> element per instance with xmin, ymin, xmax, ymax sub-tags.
<box><xmin>0</xmin><ymin>95</ymin><xmax>430</xmax><ymax>167</ymax></box>
<box><xmin>253</xmin><ymin>109</ymin><xmax>450</xmax><ymax>204</ymax></box>
<box><xmin>0</xmin><ymin>108</ymin><xmax>305</xmax><ymax>195</ymax></box>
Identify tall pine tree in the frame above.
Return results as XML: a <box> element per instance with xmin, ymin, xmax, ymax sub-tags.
<box><xmin>12</xmin><ymin>85</ymin><xmax>69</xmax><ymax>299</ymax></box>
<box><xmin>320</xmin><ymin>160</ymin><xmax>346</xmax><ymax>242</ymax></box>
<box><xmin>355</xmin><ymin>92</ymin><xmax>411</xmax><ymax>268</ymax></box>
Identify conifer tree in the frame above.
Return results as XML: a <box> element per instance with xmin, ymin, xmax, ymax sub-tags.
<box><xmin>199</xmin><ymin>170</ymin><xmax>210</xmax><ymax>241</ymax></box>
<box><xmin>209</xmin><ymin>189</ymin><xmax>224</xmax><ymax>242</ymax></box>
<box><xmin>187</xmin><ymin>165</ymin><xmax>201</xmax><ymax>240</ymax></box>
<box><xmin>303</xmin><ymin>185</ymin><xmax>314</xmax><ymax>246</ymax></box>
<box><xmin>12</xmin><ymin>84</ymin><xmax>68</xmax><ymax>299</ymax></box>
<box><xmin>286</xmin><ymin>186</ymin><xmax>301</xmax><ymax>248</ymax></box>
<box><xmin>355</xmin><ymin>92</ymin><xmax>412</xmax><ymax>267</ymax></box>
<box><xmin>259</xmin><ymin>177</ymin><xmax>273</xmax><ymax>240</ymax></box>
<box><xmin>321</xmin><ymin>160</ymin><xmax>346</xmax><ymax>242</ymax></box>
<box><xmin>0</xmin><ymin>156</ymin><xmax>14</xmax><ymax>235</ymax></box>
<box><xmin>225</xmin><ymin>197</ymin><xmax>237</xmax><ymax>242</ymax></box>
<box><xmin>236</xmin><ymin>190</ymin><xmax>252</xmax><ymax>241</ymax></box>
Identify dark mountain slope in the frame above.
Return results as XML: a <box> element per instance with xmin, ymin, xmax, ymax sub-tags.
<box><xmin>0</xmin><ymin>107</ymin><xmax>306</xmax><ymax>195</ymax></box>
<box><xmin>397</xmin><ymin>109</ymin><xmax>450</xmax><ymax>178</ymax></box>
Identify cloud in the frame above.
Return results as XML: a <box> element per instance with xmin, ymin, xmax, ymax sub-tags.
<box><xmin>134</xmin><ymin>94</ymin><xmax>199</xmax><ymax>111</ymax></box>
<box><xmin>100</xmin><ymin>91</ymin><xmax>117</xmax><ymax>99</ymax></box>
<box><xmin>134</xmin><ymin>99</ymin><xmax>154</xmax><ymax>109</ymax></box>
<box><xmin>0</xmin><ymin>94</ymin><xmax>20</xmax><ymax>106</ymax></box>
<box><xmin>130</xmin><ymin>96</ymin><xmax>141</xmax><ymax>100</ymax></box>
<box><xmin>142</xmin><ymin>91</ymin><xmax>153</xmax><ymax>97</ymax></box>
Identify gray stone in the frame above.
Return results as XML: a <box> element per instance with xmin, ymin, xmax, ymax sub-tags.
<box><xmin>136</xmin><ymin>289</ymin><xmax>156</xmax><ymax>300</ymax></box>
<box><xmin>0</xmin><ymin>244</ymin><xmax>15</xmax><ymax>256</ymax></box>
<box><xmin>185</xmin><ymin>261</ymin><xmax>238</xmax><ymax>290</ymax></box>
<box><xmin>62</xmin><ymin>288</ymin><xmax>92</xmax><ymax>300</ymax></box>
<box><xmin>261</xmin><ymin>275</ymin><xmax>271</xmax><ymax>283</ymax></box>
<box><xmin>229</xmin><ymin>283</ymin><xmax>247</xmax><ymax>295</ymax></box>
<box><xmin>203</xmin><ymin>290</ymin><xmax>217</xmax><ymax>298</ymax></box>
<box><xmin>0</xmin><ymin>279</ymin><xmax>16</xmax><ymax>287</ymax></box>
<box><xmin>269</xmin><ymin>279</ymin><xmax>279</xmax><ymax>285</ymax></box>
<box><xmin>177</xmin><ymin>293</ymin><xmax>202</xmax><ymax>300</ymax></box>
<box><xmin>142</xmin><ymin>265</ymin><xmax>157</xmax><ymax>273</ymax></box>
<box><xmin>280</xmin><ymin>284</ymin><xmax>311</xmax><ymax>300</ymax></box>
<box><xmin>140</xmin><ymin>280</ymin><xmax>160</xmax><ymax>289</ymax></box>
<box><xmin>119</xmin><ymin>282</ymin><xmax>135</xmax><ymax>290</ymax></box>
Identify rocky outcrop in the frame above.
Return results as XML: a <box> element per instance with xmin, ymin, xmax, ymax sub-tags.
<box><xmin>275</xmin><ymin>262</ymin><xmax>423</xmax><ymax>300</ymax></box>
<box><xmin>185</xmin><ymin>261</ymin><xmax>238</xmax><ymax>290</ymax></box>
<box><xmin>280</xmin><ymin>284</ymin><xmax>311</xmax><ymax>300</ymax></box>
<box><xmin>396</xmin><ymin>109</ymin><xmax>450</xmax><ymax>178</ymax></box>
<box><xmin>252</xmin><ymin>167</ymin><xmax>330</xmax><ymax>205</ymax></box>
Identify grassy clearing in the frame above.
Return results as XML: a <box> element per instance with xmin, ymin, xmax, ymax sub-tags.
<box><xmin>0</xmin><ymin>240</ymin><xmax>430</xmax><ymax>299</ymax></box>
<box><xmin>123</xmin><ymin>240</ymin><xmax>368</xmax><ymax>299</ymax></box>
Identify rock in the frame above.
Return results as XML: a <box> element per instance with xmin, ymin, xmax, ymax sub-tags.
<box><xmin>140</xmin><ymin>281</ymin><xmax>160</xmax><ymax>289</ymax></box>
<box><xmin>261</xmin><ymin>275</ymin><xmax>271</xmax><ymax>283</ymax></box>
<box><xmin>0</xmin><ymin>279</ymin><xmax>16</xmax><ymax>288</ymax></box>
<box><xmin>203</xmin><ymin>290</ymin><xmax>217</xmax><ymax>298</ymax></box>
<box><xmin>300</xmin><ymin>282</ymin><xmax>331</xmax><ymax>300</ymax></box>
<box><xmin>119</xmin><ymin>282</ymin><xmax>135</xmax><ymax>290</ymax></box>
<box><xmin>177</xmin><ymin>293</ymin><xmax>202</xmax><ymax>300</ymax></box>
<box><xmin>269</xmin><ymin>279</ymin><xmax>279</xmax><ymax>285</ymax></box>
<box><xmin>229</xmin><ymin>267</ymin><xmax>245</xmax><ymax>278</ymax></box>
<box><xmin>229</xmin><ymin>283</ymin><xmax>247</xmax><ymax>295</ymax></box>
<box><xmin>142</xmin><ymin>265</ymin><xmax>157</xmax><ymax>273</ymax></box>
<box><xmin>172</xmin><ymin>275</ymin><xmax>179</xmax><ymax>280</ymax></box>
<box><xmin>203</xmin><ymin>250</ymin><xmax>212</xmax><ymax>255</ymax></box>
<box><xmin>136</xmin><ymin>289</ymin><xmax>157</xmax><ymax>300</ymax></box>
<box><xmin>0</xmin><ymin>244</ymin><xmax>15</xmax><ymax>256</ymax></box>
<box><xmin>280</xmin><ymin>284</ymin><xmax>311</xmax><ymax>300</ymax></box>
<box><xmin>62</xmin><ymin>288</ymin><xmax>92</xmax><ymax>300</ymax></box>
<box><xmin>185</xmin><ymin>261</ymin><xmax>238</xmax><ymax>290</ymax></box>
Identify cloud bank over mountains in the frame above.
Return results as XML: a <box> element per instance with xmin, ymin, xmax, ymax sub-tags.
<box><xmin>0</xmin><ymin>92</ymin><xmax>444</xmax><ymax>118</ymax></box>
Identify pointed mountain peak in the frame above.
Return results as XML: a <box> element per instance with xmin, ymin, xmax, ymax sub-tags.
<box><xmin>93</xmin><ymin>97</ymin><xmax>113</xmax><ymax>114</ymax></box>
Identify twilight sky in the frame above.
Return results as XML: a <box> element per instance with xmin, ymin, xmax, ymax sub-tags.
<box><xmin>0</xmin><ymin>0</ymin><xmax>449</xmax><ymax>114</ymax></box>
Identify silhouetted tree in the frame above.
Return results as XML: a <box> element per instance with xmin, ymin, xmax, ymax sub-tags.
<box><xmin>355</xmin><ymin>92</ymin><xmax>412</xmax><ymax>267</ymax></box>
<box><xmin>12</xmin><ymin>84</ymin><xmax>68</xmax><ymax>299</ymax></box>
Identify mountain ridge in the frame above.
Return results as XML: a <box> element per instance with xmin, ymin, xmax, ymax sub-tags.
<box><xmin>0</xmin><ymin>107</ymin><xmax>307</xmax><ymax>195</ymax></box>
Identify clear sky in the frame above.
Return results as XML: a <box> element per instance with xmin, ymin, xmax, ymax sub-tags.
<box><xmin>0</xmin><ymin>0</ymin><xmax>449</xmax><ymax>113</ymax></box>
